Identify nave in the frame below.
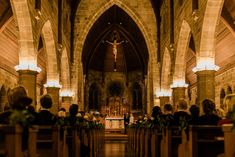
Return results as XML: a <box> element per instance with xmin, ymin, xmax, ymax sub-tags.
<box><xmin>99</xmin><ymin>133</ymin><xmax>135</xmax><ymax>157</ymax></box>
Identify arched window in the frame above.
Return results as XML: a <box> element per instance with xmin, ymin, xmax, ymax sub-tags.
<box><xmin>132</xmin><ymin>82</ymin><xmax>142</xmax><ymax>110</ymax></box>
<box><xmin>89</xmin><ymin>83</ymin><xmax>99</xmax><ymax>110</ymax></box>
<box><xmin>227</xmin><ymin>86</ymin><xmax>232</xmax><ymax>95</ymax></box>
<box><xmin>220</xmin><ymin>88</ymin><xmax>226</xmax><ymax>106</ymax></box>
<box><xmin>0</xmin><ymin>86</ymin><xmax>7</xmax><ymax>112</ymax></box>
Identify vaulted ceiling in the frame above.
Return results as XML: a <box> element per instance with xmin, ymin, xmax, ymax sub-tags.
<box><xmin>82</xmin><ymin>6</ymin><xmax>148</xmax><ymax>75</ymax></box>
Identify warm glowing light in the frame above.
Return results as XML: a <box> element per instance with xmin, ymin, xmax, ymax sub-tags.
<box><xmin>156</xmin><ymin>90</ymin><xmax>172</xmax><ymax>97</ymax></box>
<box><xmin>60</xmin><ymin>90</ymin><xmax>74</xmax><ymax>97</ymax></box>
<box><xmin>170</xmin><ymin>80</ymin><xmax>188</xmax><ymax>88</ymax></box>
<box><xmin>15</xmin><ymin>63</ymin><xmax>41</xmax><ymax>73</ymax></box>
<box><xmin>35</xmin><ymin>9</ymin><xmax>41</xmax><ymax>20</ymax></box>
<box><xmin>192</xmin><ymin>59</ymin><xmax>220</xmax><ymax>73</ymax></box>
<box><xmin>44</xmin><ymin>80</ymin><xmax>62</xmax><ymax>88</ymax></box>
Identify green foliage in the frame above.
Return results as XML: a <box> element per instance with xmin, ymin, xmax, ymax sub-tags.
<box><xmin>179</xmin><ymin>116</ymin><xmax>188</xmax><ymax>131</ymax></box>
<box><xmin>10</xmin><ymin>110</ymin><xmax>34</xmax><ymax>127</ymax></box>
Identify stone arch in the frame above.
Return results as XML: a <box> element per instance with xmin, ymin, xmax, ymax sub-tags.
<box><xmin>198</xmin><ymin>0</ymin><xmax>224</xmax><ymax>63</ymax></box>
<box><xmin>132</xmin><ymin>82</ymin><xmax>143</xmax><ymax>110</ymax></box>
<box><xmin>88</xmin><ymin>83</ymin><xmax>101</xmax><ymax>111</ymax></box>
<box><xmin>161</xmin><ymin>48</ymin><xmax>171</xmax><ymax>92</ymax></box>
<box><xmin>173</xmin><ymin>20</ymin><xmax>191</xmax><ymax>85</ymax></box>
<box><xmin>0</xmin><ymin>85</ymin><xmax>7</xmax><ymax>111</ymax></box>
<box><xmin>10</xmin><ymin>0</ymin><xmax>37</xmax><ymax>65</ymax></box>
<box><xmin>61</xmin><ymin>48</ymin><xmax>71</xmax><ymax>91</ymax></box>
<box><xmin>73</xmin><ymin>0</ymin><xmax>158</xmax><ymax>107</ymax></box>
<box><xmin>41</xmin><ymin>20</ymin><xmax>59</xmax><ymax>84</ymax></box>
<box><xmin>227</xmin><ymin>86</ymin><xmax>232</xmax><ymax>94</ymax></box>
<box><xmin>220</xmin><ymin>88</ymin><xmax>225</xmax><ymax>106</ymax></box>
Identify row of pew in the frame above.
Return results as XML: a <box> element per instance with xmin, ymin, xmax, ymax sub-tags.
<box><xmin>127</xmin><ymin>124</ymin><xmax>235</xmax><ymax>157</ymax></box>
<box><xmin>0</xmin><ymin>125</ymin><xmax>105</xmax><ymax>157</ymax></box>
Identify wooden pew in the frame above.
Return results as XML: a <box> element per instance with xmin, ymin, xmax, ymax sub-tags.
<box><xmin>36</xmin><ymin>126</ymin><xmax>67</xmax><ymax>157</ymax></box>
<box><xmin>0</xmin><ymin>125</ymin><xmax>38</xmax><ymax>157</ymax></box>
<box><xmin>222</xmin><ymin>124</ymin><xmax>235</xmax><ymax>157</ymax></box>
<box><xmin>150</xmin><ymin>127</ymin><xmax>162</xmax><ymax>157</ymax></box>
<box><xmin>188</xmin><ymin>125</ymin><xmax>224</xmax><ymax>157</ymax></box>
<box><xmin>160</xmin><ymin>126</ymin><xmax>182</xmax><ymax>157</ymax></box>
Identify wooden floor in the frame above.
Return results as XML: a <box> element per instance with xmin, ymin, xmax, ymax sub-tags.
<box><xmin>99</xmin><ymin>133</ymin><xmax>135</xmax><ymax>157</ymax></box>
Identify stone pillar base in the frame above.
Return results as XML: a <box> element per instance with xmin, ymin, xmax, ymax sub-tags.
<box><xmin>18</xmin><ymin>70</ymin><xmax>38</xmax><ymax>107</ymax></box>
<box><xmin>159</xmin><ymin>96</ymin><xmax>170</xmax><ymax>110</ymax></box>
<box><xmin>172</xmin><ymin>87</ymin><xmax>186</xmax><ymax>109</ymax></box>
<box><xmin>46</xmin><ymin>87</ymin><xmax>60</xmax><ymax>114</ymax></box>
<box><xmin>196</xmin><ymin>70</ymin><xmax>215</xmax><ymax>105</ymax></box>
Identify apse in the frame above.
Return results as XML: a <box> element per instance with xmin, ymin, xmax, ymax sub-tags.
<box><xmin>82</xmin><ymin>5</ymin><xmax>148</xmax><ymax>75</ymax></box>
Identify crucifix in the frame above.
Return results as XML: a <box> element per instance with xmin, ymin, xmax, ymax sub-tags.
<box><xmin>106</xmin><ymin>39</ymin><xmax>124</xmax><ymax>62</ymax></box>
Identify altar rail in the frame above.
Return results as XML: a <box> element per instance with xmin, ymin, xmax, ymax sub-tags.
<box><xmin>0</xmin><ymin>125</ymin><xmax>104</xmax><ymax>157</ymax></box>
<box><xmin>127</xmin><ymin>125</ymin><xmax>235</xmax><ymax>157</ymax></box>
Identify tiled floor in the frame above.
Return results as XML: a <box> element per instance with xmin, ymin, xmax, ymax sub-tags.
<box><xmin>98</xmin><ymin>141</ymin><xmax>135</xmax><ymax>157</ymax></box>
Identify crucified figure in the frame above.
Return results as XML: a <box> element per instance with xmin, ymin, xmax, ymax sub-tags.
<box><xmin>106</xmin><ymin>39</ymin><xmax>124</xmax><ymax>62</ymax></box>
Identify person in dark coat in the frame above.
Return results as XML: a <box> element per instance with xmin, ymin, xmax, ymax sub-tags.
<box><xmin>67</xmin><ymin>104</ymin><xmax>79</xmax><ymax>126</ymax></box>
<box><xmin>37</xmin><ymin>94</ymin><xmax>56</xmax><ymax>125</ymax></box>
<box><xmin>188</xmin><ymin>105</ymin><xmax>200</xmax><ymax>125</ymax></box>
<box><xmin>174</xmin><ymin>99</ymin><xmax>190</xmax><ymax>126</ymax></box>
<box><xmin>124</xmin><ymin>113</ymin><xmax>130</xmax><ymax>134</ymax></box>
<box><xmin>0</xmin><ymin>86</ymin><xmax>32</xmax><ymax>124</ymax></box>
<box><xmin>162</xmin><ymin>103</ymin><xmax>175</xmax><ymax>126</ymax></box>
<box><xmin>198</xmin><ymin>99</ymin><xmax>221</xmax><ymax>125</ymax></box>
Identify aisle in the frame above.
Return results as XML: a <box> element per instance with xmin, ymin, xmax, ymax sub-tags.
<box><xmin>99</xmin><ymin>133</ymin><xmax>135</xmax><ymax>157</ymax></box>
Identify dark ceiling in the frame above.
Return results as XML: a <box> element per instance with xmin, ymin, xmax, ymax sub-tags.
<box><xmin>82</xmin><ymin>6</ymin><xmax>149</xmax><ymax>75</ymax></box>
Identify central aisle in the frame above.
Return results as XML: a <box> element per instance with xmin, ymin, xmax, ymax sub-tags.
<box><xmin>98</xmin><ymin>133</ymin><xmax>135</xmax><ymax>157</ymax></box>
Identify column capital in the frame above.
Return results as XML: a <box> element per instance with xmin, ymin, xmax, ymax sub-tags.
<box><xmin>15</xmin><ymin>64</ymin><xmax>41</xmax><ymax>73</ymax></box>
<box><xmin>170</xmin><ymin>80</ymin><xmax>188</xmax><ymax>88</ymax></box>
<box><xmin>44</xmin><ymin>81</ymin><xmax>62</xmax><ymax>88</ymax></box>
<box><xmin>192</xmin><ymin>62</ymin><xmax>219</xmax><ymax>73</ymax></box>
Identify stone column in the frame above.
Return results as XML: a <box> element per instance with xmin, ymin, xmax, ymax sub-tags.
<box><xmin>61</xmin><ymin>96</ymin><xmax>72</xmax><ymax>111</ymax></box>
<box><xmin>46</xmin><ymin>87</ymin><xmax>60</xmax><ymax>114</ymax></box>
<box><xmin>172</xmin><ymin>87</ymin><xmax>186</xmax><ymax>107</ymax></box>
<box><xmin>159</xmin><ymin>96</ymin><xmax>170</xmax><ymax>110</ymax></box>
<box><xmin>196</xmin><ymin>70</ymin><xmax>215</xmax><ymax>105</ymax></box>
<box><xmin>18</xmin><ymin>70</ymin><xmax>38</xmax><ymax>107</ymax></box>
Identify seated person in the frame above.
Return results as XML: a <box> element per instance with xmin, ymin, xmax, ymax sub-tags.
<box><xmin>37</xmin><ymin>94</ymin><xmax>56</xmax><ymax>125</ymax></box>
<box><xmin>67</xmin><ymin>104</ymin><xmax>79</xmax><ymax>126</ymax></box>
<box><xmin>198</xmin><ymin>99</ymin><xmax>221</xmax><ymax>125</ymax></box>
<box><xmin>174</xmin><ymin>99</ymin><xmax>190</xmax><ymax>126</ymax></box>
<box><xmin>188</xmin><ymin>105</ymin><xmax>200</xmax><ymax>125</ymax></box>
<box><xmin>162</xmin><ymin>103</ymin><xmax>175</xmax><ymax>126</ymax></box>
<box><xmin>151</xmin><ymin>106</ymin><xmax>162</xmax><ymax>125</ymax></box>
<box><xmin>0</xmin><ymin>86</ymin><xmax>32</xmax><ymax>124</ymax></box>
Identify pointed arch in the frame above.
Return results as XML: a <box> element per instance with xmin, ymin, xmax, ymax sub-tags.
<box><xmin>173</xmin><ymin>20</ymin><xmax>191</xmax><ymax>84</ymax></box>
<box><xmin>10</xmin><ymin>0</ymin><xmax>37</xmax><ymax>65</ymax></box>
<box><xmin>227</xmin><ymin>86</ymin><xmax>232</xmax><ymax>94</ymax></box>
<box><xmin>220</xmin><ymin>88</ymin><xmax>225</xmax><ymax>106</ymax></box>
<box><xmin>41</xmin><ymin>20</ymin><xmax>59</xmax><ymax>84</ymax></box>
<box><xmin>89</xmin><ymin>83</ymin><xmax>100</xmax><ymax>110</ymax></box>
<box><xmin>161</xmin><ymin>48</ymin><xmax>171</xmax><ymax>91</ymax></box>
<box><xmin>132</xmin><ymin>82</ymin><xmax>143</xmax><ymax>110</ymax></box>
<box><xmin>73</xmin><ymin>0</ymin><xmax>158</xmax><ymax>107</ymax></box>
<box><xmin>0</xmin><ymin>85</ymin><xmax>7</xmax><ymax>111</ymax></box>
<box><xmin>198</xmin><ymin>0</ymin><xmax>224</xmax><ymax>63</ymax></box>
<box><xmin>61</xmin><ymin>48</ymin><xmax>71</xmax><ymax>91</ymax></box>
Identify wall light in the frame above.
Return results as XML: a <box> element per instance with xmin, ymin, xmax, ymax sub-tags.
<box><xmin>15</xmin><ymin>63</ymin><xmax>41</xmax><ymax>73</ymax></box>
<box><xmin>192</xmin><ymin>61</ymin><xmax>220</xmax><ymax>73</ymax></box>
<box><xmin>170</xmin><ymin>80</ymin><xmax>188</xmax><ymax>88</ymax></box>
<box><xmin>44</xmin><ymin>80</ymin><xmax>62</xmax><ymax>88</ymax></box>
<box><xmin>60</xmin><ymin>90</ymin><xmax>74</xmax><ymax>97</ymax></box>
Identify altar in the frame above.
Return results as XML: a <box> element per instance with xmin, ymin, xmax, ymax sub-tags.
<box><xmin>105</xmin><ymin>117</ymin><xmax>124</xmax><ymax>132</ymax></box>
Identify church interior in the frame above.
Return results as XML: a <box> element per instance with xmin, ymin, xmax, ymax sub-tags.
<box><xmin>0</xmin><ymin>0</ymin><xmax>235</xmax><ymax>156</ymax></box>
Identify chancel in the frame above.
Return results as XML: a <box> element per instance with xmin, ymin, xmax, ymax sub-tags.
<box><xmin>0</xmin><ymin>0</ymin><xmax>235</xmax><ymax>157</ymax></box>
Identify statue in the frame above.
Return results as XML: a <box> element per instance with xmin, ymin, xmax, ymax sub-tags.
<box><xmin>106</xmin><ymin>39</ymin><xmax>124</xmax><ymax>62</ymax></box>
